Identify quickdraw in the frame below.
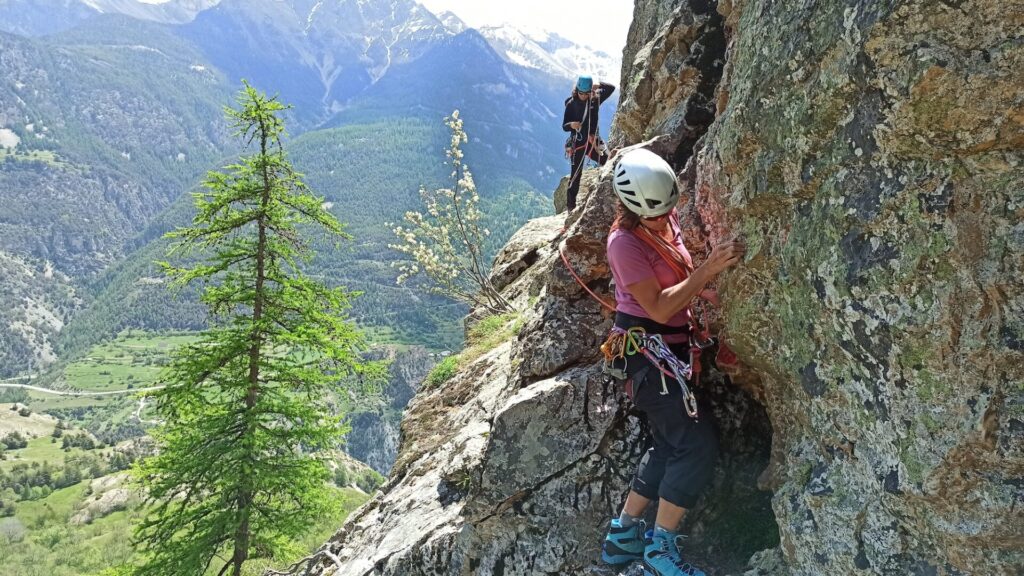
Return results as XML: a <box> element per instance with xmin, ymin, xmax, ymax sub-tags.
<box><xmin>602</xmin><ymin>326</ymin><xmax>700</xmax><ymax>419</ymax></box>
<box><xmin>600</xmin><ymin>326</ymin><xmax>645</xmax><ymax>379</ymax></box>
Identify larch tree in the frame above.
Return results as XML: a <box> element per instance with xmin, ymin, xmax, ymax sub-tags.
<box><xmin>133</xmin><ymin>83</ymin><xmax>372</xmax><ymax>576</ymax></box>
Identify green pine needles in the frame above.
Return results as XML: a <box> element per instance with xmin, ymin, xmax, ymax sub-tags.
<box><xmin>133</xmin><ymin>83</ymin><xmax>370</xmax><ymax>576</ymax></box>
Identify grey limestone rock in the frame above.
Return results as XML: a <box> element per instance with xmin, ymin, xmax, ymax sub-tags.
<box><xmin>290</xmin><ymin>1</ymin><xmax>1022</xmax><ymax>575</ymax></box>
<box><xmin>694</xmin><ymin>0</ymin><xmax>1024</xmax><ymax>574</ymax></box>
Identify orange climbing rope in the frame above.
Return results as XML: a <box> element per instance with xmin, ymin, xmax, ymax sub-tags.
<box><xmin>558</xmin><ymin>242</ymin><xmax>616</xmax><ymax>311</ymax></box>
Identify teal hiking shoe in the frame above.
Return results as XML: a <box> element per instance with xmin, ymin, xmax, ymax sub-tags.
<box><xmin>642</xmin><ymin>529</ymin><xmax>705</xmax><ymax>576</ymax></box>
<box><xmin>601</xmin><ymin>518</ymin><xmax>647</xmax><ymax>565</ymax></box>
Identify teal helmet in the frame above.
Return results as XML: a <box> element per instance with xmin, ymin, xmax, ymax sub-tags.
<box><xmin>576</xmin><ymin>75</ymin><xmax>593</xmax><ymax>92</ymax></box>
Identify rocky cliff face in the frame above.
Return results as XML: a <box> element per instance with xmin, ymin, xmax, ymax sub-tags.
<box><xmin>691</xmin><ymin>0</ymin><xmax>1023</xmax><ymax>573</ymax></box>
<box><xmin>294</xmin><ymin>1</ymin><xmax>1023</xmax><ymax>575</ymax></box>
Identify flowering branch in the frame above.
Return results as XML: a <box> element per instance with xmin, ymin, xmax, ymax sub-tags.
<box><xmin>390</xmin><ymin>111</ymin><xmax>513</xmax><ymax>315</ymax></box>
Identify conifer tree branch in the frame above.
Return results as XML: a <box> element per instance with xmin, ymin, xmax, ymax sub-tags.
<box><xmin>133</xmin><ymin>82</ymin><xmax>370</xmax><ymax>576</ymax></box>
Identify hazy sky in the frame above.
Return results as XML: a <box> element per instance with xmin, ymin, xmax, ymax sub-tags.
<box><xmin>418</xmin><ymin>0</ymin><xmax>634</xmax><ymax>56</ymax></box>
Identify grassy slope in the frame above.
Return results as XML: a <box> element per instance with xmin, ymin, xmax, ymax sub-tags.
<box><xmin>63</xmin><ymin>332</ymin><xmax>195</xmax><ymax>393</ymax></box>
<box><xmin>2</xmin><ymin>482</ymin><xmax>370</xmax><ymax>576</ymax></box>
<box><xmin>0</xmin><ymin>331</ymin><xmax>376</xmax><ymax>576</ymax></box>
<box><xmin>19</xmin><ymin>332</ymin><xmax>197</xmax><ymax>440</ymax></box>
<box><xmin>0</xmin><ymin>435</ymin><xmax>93</xmax><ymax>473</ymax></box>
<box><xmin>0</xmin><ymin>407</ymin><xmax>57</xmax><ymax>437</ymax></box>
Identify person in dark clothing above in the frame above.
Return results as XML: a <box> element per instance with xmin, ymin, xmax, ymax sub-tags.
<box><xmin>562</xmin><ymin>75</ymin><xmax>615</xmax><ymax>212</ymax></box>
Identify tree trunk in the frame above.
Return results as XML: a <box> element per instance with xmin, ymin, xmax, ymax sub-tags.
<box><xmin>232</xmin><ymin>111</ymin><xmax>273</xmax><ymax>576</ymax></box>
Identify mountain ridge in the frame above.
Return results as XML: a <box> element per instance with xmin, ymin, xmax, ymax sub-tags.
<box><xmin>479</xmin><ymin>24</ymin><xmax>619</xmax><ymax>83</ymax></box>
<box><xmin>0</xmin><ymin>0</ymin><xmax>615</xmax><ymax>388</ymax></box>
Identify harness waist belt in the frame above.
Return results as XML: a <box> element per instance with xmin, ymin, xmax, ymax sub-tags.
<box><xmin>614</xmin><ymin>311</ymin><xmax>690</xmax><ymax>335</ymax></box>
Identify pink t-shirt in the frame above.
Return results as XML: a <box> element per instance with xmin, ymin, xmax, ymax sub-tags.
<box><xmin>607</xmin><ymin>213</ymin><xmax>693</xmax><ymax>334</ymax></box>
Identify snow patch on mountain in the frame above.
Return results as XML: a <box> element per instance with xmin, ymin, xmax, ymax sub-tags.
<box><xmin>305</xmin><ymin>0</ymin><xmax>323</xmax><ymax>33</ymax></box>
<box><xmin>436</xmin><ymin>10</ymin><xmax>466</xmax><ymax>34</ymax></box>
<box><xmin>478</xmin><ymin>24</ymin><xmax>620</xmax><ymax>83</ymax></box>
<box><xmin>80</xmin><ymin>0</ymin><xmax>221</xmax><ymax>22</ymax></box>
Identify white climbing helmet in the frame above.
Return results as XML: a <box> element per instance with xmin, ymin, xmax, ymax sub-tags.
<box><xmin>611</xmin><ymin>148</ymin><xmax>680</xmax><ymax>218</ymax></box>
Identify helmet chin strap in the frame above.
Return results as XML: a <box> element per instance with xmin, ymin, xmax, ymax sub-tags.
<box><xmin>640</xmin><ymin>217</ymin><xmax>673</xmax><ymax>237</ymax></box>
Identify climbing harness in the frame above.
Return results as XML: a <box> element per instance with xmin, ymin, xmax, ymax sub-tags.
<box><xmin>565</xmin><ymin>79</ymin><xmax>606</xmax><ymax>186</ymax></box>
<box><xmin>601</xmin><ymin>326</ymin><xmax>700</xmax><ymax>418</ymax></box>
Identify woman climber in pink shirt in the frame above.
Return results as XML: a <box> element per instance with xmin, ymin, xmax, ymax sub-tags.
<box><xmin>600</xmin><ymin>148</ymin><xmax>744</xmax><ymax>576</ymax></box>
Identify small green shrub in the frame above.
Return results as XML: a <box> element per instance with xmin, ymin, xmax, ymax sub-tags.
<box><xmin>355</xmin><ymin>470</ymin><xmax>384</xmax><ymax>493</ymax></box>
<box><xmin>454</xmin><ymin>469</ymin><xmax>475</xmax><ymax>493</ymax></box>
<box><xmin>425</xmin><ymin>356</ymin><xmax>459</xmax><ymax>390</ymax></box>
<box><xmin>333</xmin><ymin>466</ymin><xmax>349</xmax><ymax>488</ymax></box>
<box><xmin>1</xmin><ymin>432</ymin><xmax>28</xmax><ymax>450</ymax></box>
<box><xmin>467</xmin><ymin>311</ymin><xmax>520</xmax><ymax>345</ymax></box>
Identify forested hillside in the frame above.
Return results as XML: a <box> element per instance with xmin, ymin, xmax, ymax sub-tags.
<box><xmin>0</xmin><ymin>0</ymin><xmax>99</xmax><ymax>37</ymax></box>
<box><xmin>0</xmin><ymin>18</ymin><xmax>232</xmax><ymax>274</ymax></box>
<box><xmin>59</xmin><ymin>117</ymin><xmax>551</xmax><ymax>356</ymax></box>
<box><xmin>0</xmin><ymin>0</ymin><xmax>221</xmax><ymax>37</ymax></box>
<box><xmin>330</xmin><ymin>29</ymin><xmax>577</xmax><ymax>185</ymax></box>
<box><xmin>0</xmin><ymin>17</ymin><xmax>234</xmax><ymax>376</ymax></box>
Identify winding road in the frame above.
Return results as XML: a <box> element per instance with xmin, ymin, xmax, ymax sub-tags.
<box><xmin>0</xmin><ymin>382</ymin><xmax>164</xmax><ymax>396</ymax></box>
<box><xmin>1</xmin><ymin>379</ymin><xmax>165</xmax><ymax>425</ymax></box>
<box><xmin>133</xmin><ymin>396</ymin><xmax>162</xmax><ymax>425</ymax></box>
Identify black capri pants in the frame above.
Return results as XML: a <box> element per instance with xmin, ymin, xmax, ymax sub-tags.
<box><xmin>625</xmin><ymin>343</ymin><xmax>718</xmax><ymax>509</ymax></box>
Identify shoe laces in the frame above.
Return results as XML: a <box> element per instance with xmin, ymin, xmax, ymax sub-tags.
<box><xmin>655</xmin><ymin>534</ymin><xmax>698</xmax><ymax>574</ymax></box>
<box><xmin>623</xmin><ymin>519</ymin><xmax>647</xmax><ymax>543</ymax></box>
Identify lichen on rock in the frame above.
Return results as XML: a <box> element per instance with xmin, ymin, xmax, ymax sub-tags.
<box><xmin>291</xmin><ymin>1</ymin><xmax>1023</xmax><ymax>575</ymax></box>
<box><xmin>695</xmin><ymin>0</ymin><xmax>1024</xmax><ymax>573</ymax></box>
